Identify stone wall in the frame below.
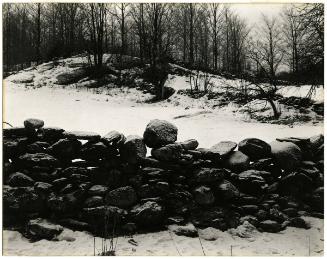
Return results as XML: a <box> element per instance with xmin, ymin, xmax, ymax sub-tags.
<box><xmin>3</xmin><ymin>118</ymin><xmax>324</xmax><ymax>240</ymax></box>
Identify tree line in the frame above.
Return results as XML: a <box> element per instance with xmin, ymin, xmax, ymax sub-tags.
<box><xmin>3</xmin><ymin>3</ymin><xmax>324</xmax><ymax>84</ymax></box>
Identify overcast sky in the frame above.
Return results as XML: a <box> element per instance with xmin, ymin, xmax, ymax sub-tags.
<box><xmin>232</xmin><ymin>3</ymin><xmax>285</xmax><ymax>25</ymax></box>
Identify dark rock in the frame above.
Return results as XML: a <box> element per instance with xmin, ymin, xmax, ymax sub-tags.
<box><xmin>238</xmin><ymin>170</ymin><xmax>267</xmax><ymax>195</ymax></box>
<box><xmin>37</xmin><ymin>127</ymin><xmax>64</xmax><ymax>141</ymax></box>
<box><xmin>24</xmin><ymin>118</ymin><xmax>44</xmax><ymax>130</ymax></box>
<box><xmin>3</xmin><ymin>127</ymin><xmax>27</xmax><ymax>137</ymax></box>
<box><xmin>105</xmin><ymin>186</ymin><xmax>137</xmax><ymax>208</ymax></box>
<box><xmin>130</xmin><ymin>201</ymin><xmax>165</xmax><ymax>228</ymax></box>
<box><xmin>26</xmin><ymin>141</ymin><xmax>50</xmax><ymax>153</ymax></box>
<box><xmin>269</xmin><ymin>208</ymin><xmax>289</xmax><ymax>223</ymax></box>
<box><xmin>151</xmin><ymin>143</ymin><xmax>183</xmax><ymax>161</ymax></box>
<box><xmin>48</xmin><ymin>139</ymin><xmax>82</xmax><ymax>160</ymax></box>
<box><xmin>210</xmin><ymin>141</ymin><xmax>237</xmax><ymax>157</ymax></box>
<box><xmin>52</xmin><ymin>178</ymin><xmax>69</xmax><ymax>190</ymax></box>
<box><xmin>289</xmin><ymin>217</ymin><xmax>310</xmax><ymax>229</ymax></box>
<box><xmin>120</xmin><ymin>135</ymin><xmax>147</xmax><ymax>164</ymax></box>
<box><xmin>250</xmin><ymin>158</ymin><xmax>273</xmax><ymax>170</ymax></box>
<box><xmin>216</xmin><ymin>180</ymin><xmax>240</xmax><ymax>201</ymax></box>
<box><xmin>194</xmin><ymin>167</ymin><xmax>225</xmax><ymax>183</ymax></box>
<box><xmin>70</xmin><ymin>174</ymin><xmax>89</xmax><ymax>184</ymax></box>
<box><xmin>18</xmin><ymin>153</ymin><xmax>59</xmax><ymax>168</ymax></box>
<box><xmin>241</xmin><ymin>205</ymin><xmax>259</xmax><ymax>215</ymax></box>
<box><xmin>180</xmin><ymin>139</ymin><xmax>199</xmax><ymax>150</ymax></box>
<box><xmin>3</xmin><ymin>185</ymin><xmax>44</xmax><ymax>214</ymax></box>
<box><xmin>8</xmin><ymin>172</ymin><xmax>34</xmax><ymax>187</ymax></box>
<box><xmin>143</xmin><ymin>119</ymin><xmax>178</xmax><ymax>148</ymax></box>
<box><xmin>282</xmin><ymin>208</ymin><xmax>298</xmax><ymax>217</ymax></box>
<box><xmin>84</xmin><ymin>196</ymin><xmax>104</xmax><ymax>208</ymax></box>
<box><xmin>88</xmin><ymin>185</ymin><xmax>109</xmax><ymax>196</ymax></box>
<box><xmin>195</xmin><ymin>148</ymin><xmax>220</xmax><ymax>161</ymax></box>
<box><xmin>259</xmin><ymin>220</ymin><xmax>281</xmax><ymax>233</ymax></box>
<box><xmin>101</xmin><ymin>131</ymin><xmax>126</xmax><ymax>147</ymax></box>
<box><xmin>224</xmin><ymin>151</ymin><xmax>250</xmax><ymax>171</ymax></box>
<box><xmin>59</xmin><ymin>218</ymin><xmax>91</xmax><ymax>231</ymax></box>
<box><xmin>80</xmin><ymin>141</ymin><xmax>113</xmax><ymax>161</ymax></box>
<box><xmin>61</xmin><ymin>167</ymin><xmax>88</xmax><ymax>177</ymax></box>
<box><xmin>279</xmin><ymin>172</ymin><xmax>313</xmax><ymax>195</ymax></box>
<box><xmin>255</xmin><ymin>210</ymin><xmax>268</xmax><ymax>221</ymax></box>
<box><xmin>3</xmin><ymin>137</ymin><xmax>28</xmax><ymax>158</ymax></box>
<box><xmin>270</xmin><ymin>141</ymin><xmax>302</xmax><ymax>170</ymax></box>
<box><xmin>310</xmin><ymin>134</ymin><xmax>324</xmax><ymax>152</ymax></box>
<box><xmin>238</xmin><ymin>138</ymin><xmax>271</xmax><ymax>160</ymax></box>
<box><xmin>63</xmin><ymin>130</ymin><xmax>101</xmax><ymax>141</ymax></box>
<box><xmin>193</xmin><ymin>186</ymin><xmax>215</xmax><ymax>205</ymax></box>
<box><xmin>27</xmin><ymin>218</ymin><xmax>63</xmax><ymax>240</ymax></box>
<box><xmin>169</xmin><ymin>223</ymin><xmax>198</xmax><ymax>237</ymax></box>
<box><xmin>122</xmin><ymin>222</ymin><xmax>137</xmax><ymax>233</ymax></box>
<box><xmin>59</xmin><ymin>184</ymin><xmax>75</xmax><ymax>194</ymax></box>
<box><xmin>34</xmin><ymin>182</ymin><xmax>53</xmax><ymax>194</ymax></box>
<box><xmin>82</xmin><ymin>205</ymin><xmax>127</xmax><ymax>223</ymax></box>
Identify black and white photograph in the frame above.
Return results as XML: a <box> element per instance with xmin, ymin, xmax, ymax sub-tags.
<box><xmin>2</xmin><ymin>1</ymin><xmax>324</xmax><ymax>256</ymax></box>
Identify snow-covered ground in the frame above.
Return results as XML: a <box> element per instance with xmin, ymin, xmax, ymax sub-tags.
<box><xmin>3</xmin><ymin>217</ymin><xmax>323</xmax><ymax>256</ymax></box>
<box><xmin>2</xmin><ymin>56</ymin><xmax>324</xmax><ymax>256</ymax></box>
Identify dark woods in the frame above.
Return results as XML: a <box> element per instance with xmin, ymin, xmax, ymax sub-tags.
<box><xmin>3</xmin><ymin>3</ymin><xmax>324</xmax><ymax>85</ymax></box>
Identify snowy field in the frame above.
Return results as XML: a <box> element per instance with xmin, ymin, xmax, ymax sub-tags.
<box><xmin>3</xmin><ymin>217</ymin><xmax>323</xmax><ymax>256</ymax></box>
<box><xmin>2</xmin><ymin>57</ymin><xmax>324</xmax><ymax>256</ymax></box>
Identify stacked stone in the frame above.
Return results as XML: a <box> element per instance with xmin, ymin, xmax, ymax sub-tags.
<box><xmin>3</xmin><ymin>118</ymin><xmax>324</xmax><ymax>240</ymax></box>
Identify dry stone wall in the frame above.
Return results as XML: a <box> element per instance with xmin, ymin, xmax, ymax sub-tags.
<box><xmin>3</xmin><ymin>118</ymin><xmax>324</xmax><ymax>240</ymax></box>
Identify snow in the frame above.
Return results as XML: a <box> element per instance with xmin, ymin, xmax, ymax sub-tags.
<box><xmin>3</xmin><ymin>81</ymin><xmax>323</xmax><ymax>149</ymax></box>
<box><xmin>3</xmin><ymin>217</ymin><xmax>323</xmax><ymax>256</ymax></box>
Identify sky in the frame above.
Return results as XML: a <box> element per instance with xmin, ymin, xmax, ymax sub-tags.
<box><xmin>232</xmin><ymin>3</ymin><xmax>285</xmax><ymax>25</ymax></box>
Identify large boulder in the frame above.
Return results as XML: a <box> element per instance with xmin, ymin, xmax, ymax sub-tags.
<box><xmin>193</xmin><ymin>186</ymin><xmax>215</xmax><ymax>205</ymax></box>
<box><xmin>224</xmin><ymin>151</ymin><xmax>250</xmax><ymax>171</ymax></box>
<box><xmin>238</xmin><ymin>138</ymin><xmax>271</xmax><ymax>160</ymax></box>
<box><xmin>120</xmin><ymin>135</ymin><xmax>147</xmax><ymax>164</ymax></box>
<box><xmin>7</xmin><ymin>172</ymin><xmax>34</xmax><ymax>187</ymax></box>
<box><xmin>27</xmin><ymin>218</ymin><xmax>63</xmax><ymax>240</ymax></box>
<box><xmin>18</xmin><ymin>153</ymin><xmax>59</xmax><ymax>168</ymax></box>
<box><xmin>101</xmin><ymin>131</ymin><xmax>126</xmax><ymax>148</ymax></box>
<box><xmin>151</xmin><ymin>143</ymin><xmax>183</xmax><ymax>161</ymax></box>
<box><xmin>238</xmin><ymin>170</ymin><xmax>268</xmax><ymax>195</ymax></box>
<box><xmin>24</xmin><ymin>118</ymin><xmax>44</xmax><ymax>130</ymax></box>
<box><xmin>130</xmin><ymin>201</ymin><xmax>165</xmax><ymax>228</ymax></box>
<box><xmin>105</xmin><ymin>186</ymin><xmax>137</xmax><ymax>208</ymax></box>
<box><xmin>270</xmin><ymin>141</ymin><xmax>302</xmax><ymax>170</ymax></box>
<box><xmin>143</xmin><ymin>119</ymin><xmax>178</xmax><ymax>148</ymax></box>
<box><xmin>210</xmin><ymin>141</ymin><xmax>237</xmax><ymax>157</ymax></box>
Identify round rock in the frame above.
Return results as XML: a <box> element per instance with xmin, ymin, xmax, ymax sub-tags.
<box><xmin>238</xmin><ymin>138</ymin><xmax>271</xmax><ymax>160</ymax></box>
<box><xmin>270</xmin><ymin>141</ymin><xmax>302</xmax><ymax>170</ymax></box>
<box><xmin>143</xmin><ymin>119</ymin><xmax>178</xmax><ymax>148</ymax></box>
<box><xmin>24</xmin><ymin>118</ymin><xmax>44</xmax><ymax>130</ymax></box>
